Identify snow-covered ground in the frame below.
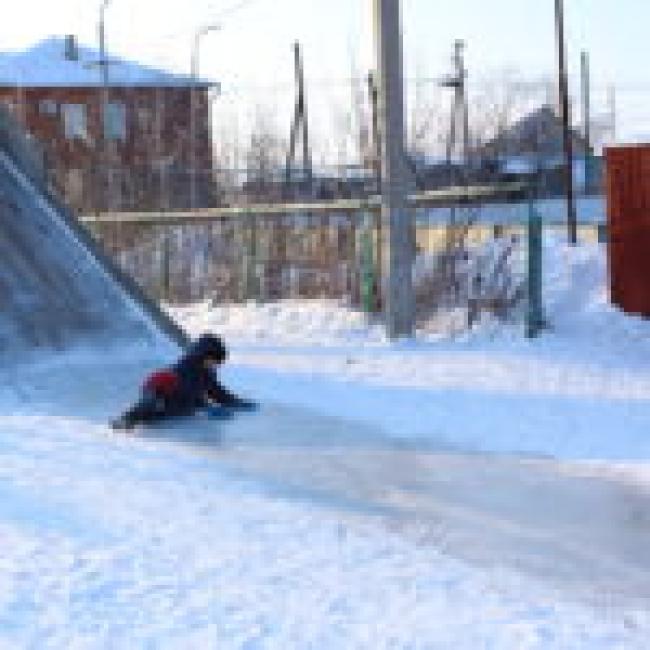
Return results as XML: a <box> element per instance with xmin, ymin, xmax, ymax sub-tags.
<box><xmin>172</xmin><ymin>234</ymin><xmax>650</xmax><ymax>465</ymax></box>
<box><xmin>2</xmin><ymin>234</ymin><xmax>650</xmax><ymax>648</ymax></box>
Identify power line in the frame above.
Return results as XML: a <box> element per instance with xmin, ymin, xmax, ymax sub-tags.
<box><xmin>216</xmin><ymin>0</ymin><xmax>262</xmax><ymax>20</ymax></box>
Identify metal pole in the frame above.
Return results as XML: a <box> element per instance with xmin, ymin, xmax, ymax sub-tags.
<box><xmin>190</xmin><ymin>25</ymin><xmax>220</xmax><ymax>210</ymax></box>
<box><xmin>99</xmin><ymin>1</ymin><xmax>110</xmax><ymax>87</ymax></box>
<box><xmin>526</xmin><ymin>197</ymin><xmax>544</xmax><ymax>338</ymax></box>
<box><xmin>373</xmin><ymin>0</ymin><xmax>414</xmax><ymax>339</ymax></box>
<box><xmin>554</xmin><ymin>0</ymin><xmax>577</xmax><ymax>245</ymax></box>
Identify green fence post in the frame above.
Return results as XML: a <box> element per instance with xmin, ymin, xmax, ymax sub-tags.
<box><xmin>161</xmin><ymin>227</ymin><xmax>171</xmax><ymax>303</ymax></box>
<box><xmin>240</xmin><ymin>211</ymin><xmax>257</xmax><ymax>302</ymax></box>
<box><xmin>360</xmin><ymin>217</ymin><xmax>377</xmax><ymax>314</ymax></box>
<box><xmin>526</xmin><ymin>200</ymin><xmax>544</xmax><ymax>338</ymax></box>
<box><xmin>584</xmin><ymin>152</ymin><xmax>597</xmax><ymax>194</ymax></box>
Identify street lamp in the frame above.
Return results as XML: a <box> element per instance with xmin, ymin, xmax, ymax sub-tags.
<box><xmin>190</xmin><ymin>24</ymin><xmax>221</xmax><ymax>209</ymax></box>
<box><xmin>98</xmin><ymin>0</ymin><xmax>112</xmax><ymax>212</ymax></box>
<box><xmin>99</xmin><ymin>0</ymin><xmax>112</xmax><ymax>86</ymax></box>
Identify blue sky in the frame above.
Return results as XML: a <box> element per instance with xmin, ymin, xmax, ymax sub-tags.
<box><xmin>407</xmin><ymin>0</ymin><xmax>646</xmax><ymax>85</ymax></box>
<box><xmin>1</xmin><ymin>0</ymin><xmax>648</xmax><ymax>144</ymax></box>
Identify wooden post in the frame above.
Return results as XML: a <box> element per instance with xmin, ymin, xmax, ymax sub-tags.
<box><xmin>285</xmin><ymin>42</ymin><xmax>312</xmax><ymax>194</ymax></box>
<box><xmin>367</xmin><ymin>71</ymin><xmax>381</xmax><ymax>193</ymax></box>
<box><xmin>554</xmin><ymin>0</ymin><xmax>578</xmax><ymax>245</ymax></box>
<box><xmin>581</xmin><ymin>51</ymin><xmax>593</xmax><ymax>193</ymax></box>
<box><xmin>373</xmin><ymin>0</ymin><xmax>414</xmax><ymax>339</ymax></box>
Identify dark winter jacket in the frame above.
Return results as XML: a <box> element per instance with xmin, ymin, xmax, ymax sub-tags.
<box><xmin>113</xmin><ymin>335</ymin><xmax>254</xmax><ymax>429</ymax></box>
<box><xmin>167</xmin><ymin>335</ymin><xmax>245</xmax><ymax>413</ymax></box>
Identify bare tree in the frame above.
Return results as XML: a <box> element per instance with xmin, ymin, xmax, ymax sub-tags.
<box><xmin>244</xmin><ymin>107</ymin><xmax>286</xmax><ymax>202</ymax></box>
<box><xmin>412</xmin><ymin>71</ymin><xmax>544</xmax><ymax>332</ymax></box>
<box><xmin>469</xmin><ymin>70</ymin><xmax>552</xmax><ymax>157</ymax></box>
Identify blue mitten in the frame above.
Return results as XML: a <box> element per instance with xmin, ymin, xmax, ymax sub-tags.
<box><xmin>205</xmin><ymin>405</ymin><xmax>236</xmax><ymax>419</ymax></box>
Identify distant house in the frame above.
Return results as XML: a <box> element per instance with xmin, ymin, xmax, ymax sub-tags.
<box><xmin>481</xmin><ymin>105</ymin><xmax>589</xmax><ymax>160</ymax></box>
<box><xmin>478</xmin><ymin>105</ymin><xmax>601</xmax><ymax>194</ymax></box>
<box><xmin>0</xmin><ymin>36</ymin><xmax>219</xmax><ymax>212</ymax></box>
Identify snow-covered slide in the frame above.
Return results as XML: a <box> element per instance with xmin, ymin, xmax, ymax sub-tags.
<box><xmin>0</xmin><ymin>149</ymin><xmax>186</xmax><ymax>360</ymax></box>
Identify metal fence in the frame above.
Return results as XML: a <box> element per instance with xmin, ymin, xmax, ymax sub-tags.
<box><xmin>89</xmin><ymin>208</ymin><xmax>376</xmax><ymax>305</ymax></box>
<box><xmin>85</xmin><ymin>194</ymin><xmax>540</xmax><ymax>335</ymax></box>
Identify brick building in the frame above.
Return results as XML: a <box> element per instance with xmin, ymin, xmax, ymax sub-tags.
<box><xmin>0</xmin><ymin>36</ymin><xmax>219</xmax><ymax>212</ymax></box>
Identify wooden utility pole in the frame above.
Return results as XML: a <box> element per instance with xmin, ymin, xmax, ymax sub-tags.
<box><xmin>367</xmin><ymin>71</ymin><xmax>381</xmax><ymax>191</ymax></box>
<box><xmin>443</xmin><ymin>40</ymin><xmax>469</xmax><ymax>169</ymax></box>
<box><xmin>285</xmin><ymin>41</ymin><xmax>312</xmax><ymax>194</ymax></box>
<box><xmin>554</xmin><ymin>0</ymin><xmax>577</xmax><ymax>245</ymax></box>
<box><xmin>373</xmin><ymin>0</ymin><xmax>414</xmax><ymax>339</ymax></box>
<box><xmin>580</xmin><ymin>51</ymin><xmax>592</xmax><ymax>193</ymax></box>
<box><xmin>608</xmin><ymin>85</ymin><xmax>617</xmax><ymax>141</ymax></box>
<box><xmin>581</xmin><ymin>52</ymin><xmax>591</xmax><ymax>153</ymax></box>
<box><xmin>441</xmin><ymin>39</ymin><xmax>469</xmax><ymax>231</ymax></box>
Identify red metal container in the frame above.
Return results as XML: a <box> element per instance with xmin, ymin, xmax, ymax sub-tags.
<box><xmin>605</xmin><ymin>144</ymin><xmax>650</xmax><ymax>316</ymax></box>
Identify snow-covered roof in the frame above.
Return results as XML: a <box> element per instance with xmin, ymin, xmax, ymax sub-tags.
<box><xmin>0</xmin><ymin>37</ymin><xmax>217</xmax><ymax>89</ymax></box>
<box><xmin>499</xmin><ymin>155</ymin><xmax>594</xmax><ymax>190</ymax></box>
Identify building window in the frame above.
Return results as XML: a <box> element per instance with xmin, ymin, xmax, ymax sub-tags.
<box><xmin>104</xmin><ymin>101</ymin><xmax>127</xmax><ymax>142</ymax></box>
<box><xmin>62</xmin><ymin>103</ymin><xmax>88</xmax><ymax>140</ymax></box>
<box><xmin>39</xmin><ymin>99</ymin><xmax>58</xmax><ymax>116</ymax></box>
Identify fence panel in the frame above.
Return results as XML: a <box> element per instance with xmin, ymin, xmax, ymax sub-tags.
<box><xmin>88</xmin><ymin>198</ymin><xmax>536</xmax><ymax>336</ymax></box>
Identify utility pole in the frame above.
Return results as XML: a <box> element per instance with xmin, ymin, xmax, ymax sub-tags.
<box><xmin>372</xmin><ymin>0</ymin><xmax>414</xmax><ymax>339</ymax></box>
<box><xmin>285</xmin><ymin>41</ymin><xmax>312</xmax><ymax>196</ymax></box>
<box><xmin>367</xmin><ymin>71</ymin><xmax>381</xmax><ymax>191</ymax></box>
<box><xmin>459</xmin><ymin>42</ymin><xmax>469</xmax><ymax>165</ymax></box>
<box><xmin>442</xmin><ymin>39</ymin><xmax>469</xmax><ymax>168</ymax></box>
<box><xmin>580</xmin><ymin>51</ymin><xmax>592</xmax><ymax>193</ymax></box>
<box><xmin>554</xmin><ymin>0</ymin><xmax>577</xmax><ymax>245</ymax></box>
<box><xmin>441</xmin><ymin>39</ymin><xmax>469</xmax><ymax>232</ymax></box>
<box><xmin>608</xmin><ymin>84</ymin><xmax>617</xmax><ymax>142</ymax></box>
<box><xmin>190</xmin><ymin>24</ymin><xmax>220</xmax><ymax>210</ymax></box>
<box><xmin>580</xmin><ymin>52</ymin><xmax>591</xmax><ymax>154</ymax></box>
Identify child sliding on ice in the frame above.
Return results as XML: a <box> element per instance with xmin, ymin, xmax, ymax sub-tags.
<box><xmin>111</xmin><ymin>334</ymin><xmax>255</xmax><ymax>430</ymax></box>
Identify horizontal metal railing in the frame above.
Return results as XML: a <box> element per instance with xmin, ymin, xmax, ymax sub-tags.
<box><xmin>79</xmin><ymin>182</ymin><xmax>528</xmax><ymax>225</ymax></box>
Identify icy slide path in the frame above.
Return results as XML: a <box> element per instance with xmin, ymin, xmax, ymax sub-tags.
<box><xmin>200</xmin><ymin>404</ymin><xmax>650</xmax><ymax>607</ymax></box>
<box><xmin>1</xmin><ymin>350</ymin><xmax>649</xmax><ymax>648</ymax></box>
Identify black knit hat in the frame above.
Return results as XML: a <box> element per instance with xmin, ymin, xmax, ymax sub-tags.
<box><xmin>190</xmin><ymin>333</ymin><xmax>227</xmax><ymax>363</ymax></box>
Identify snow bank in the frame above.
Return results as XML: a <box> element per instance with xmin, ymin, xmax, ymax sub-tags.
<box><xmin>169</xmin><ymin>298</ymin><xmax>387</xmax><ymax>346</ymax></box>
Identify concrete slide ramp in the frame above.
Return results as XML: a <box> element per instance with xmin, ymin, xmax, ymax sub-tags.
<box><xmin>0</xmin><ymin>150</ymin><xmax>186</xmax><ymax>358</ymax></box>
